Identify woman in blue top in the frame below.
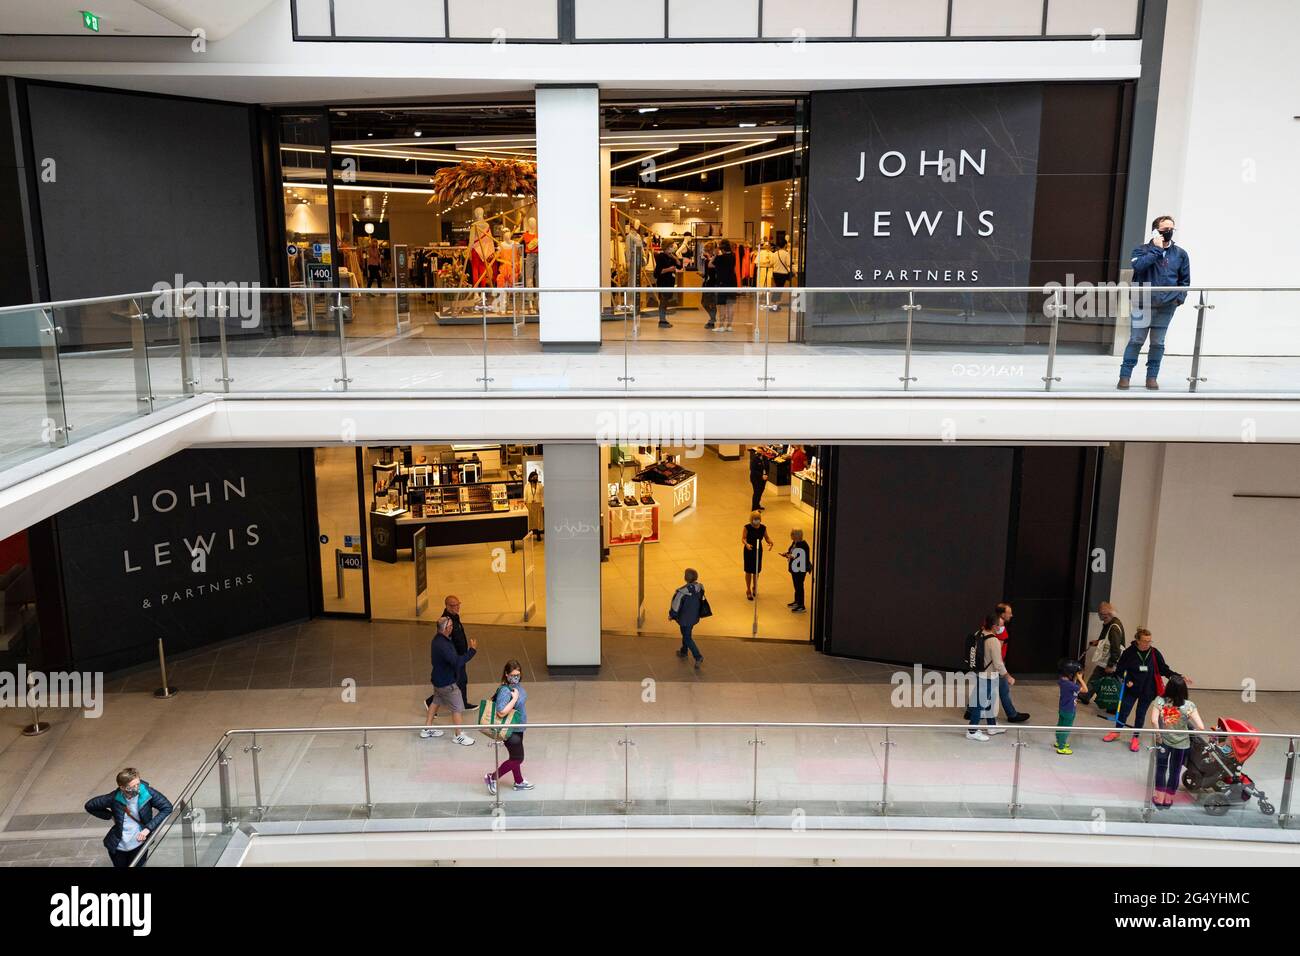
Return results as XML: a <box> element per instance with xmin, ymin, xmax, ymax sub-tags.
<box><xmin>484</xmin><ymin>659</ymin><xmax>532</xmax><ymax>795</ymax></box>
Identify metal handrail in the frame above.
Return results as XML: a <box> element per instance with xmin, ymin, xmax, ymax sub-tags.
<box><xmin>1</xmin><ymin>284</ymin><xmax>1295</xmax><ymax>315</ymax></box>
<box><xmin>132</xmin><ymin>717</ymin><xmax>1298</xmax><ymax>865</ymax></box>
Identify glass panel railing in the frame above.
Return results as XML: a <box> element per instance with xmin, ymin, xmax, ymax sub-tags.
<box><xmin>136</xmin><ymin>723</ymin><xmax>1300</xmax><ymax>864</ymax></box>
<box><xmin>784</xmin><ymin>289</ymin><xmax>911</xmax><ymax>391</ymax></box>
<box><xmin>53</xmin><ymin>300</ymin><xmax>155</xmax><ymax>441</ymax></box>
<box><xmin>1186</xmin><ymin>290</ymin><xmax>1300</xmax><ymax>394</ymax></box>
<box><xmin>910</xmin><ymin>289</ymin><xmax>1051</xmax><ymax>392</ymax></box>
<box><xmin>0</xmin><ymin>306</ymin><xmax>62</xmax><ymax>472</ymax></box>
<box><xmin>622</xmin><ymin>287</ymin><xmax>769</xmax><ymax>392</ymax></box>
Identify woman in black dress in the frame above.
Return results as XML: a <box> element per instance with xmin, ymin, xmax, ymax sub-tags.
<box><xmin>741</xmin><ymin>509</ymin><xmax>774</xmax><ymax>600</ymax></box>
<box><xmin>712</xmin><ymin>239</ymin><xmax>738</xmax><ymax>332</ymax></box>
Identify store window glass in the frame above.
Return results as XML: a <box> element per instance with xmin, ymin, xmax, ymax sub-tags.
<box><xmin>323</xmin><ymin>105</ymin><xmax>539</xmax><ymax>339</ymax></box>
<box><xmin>598</xmin><ymin>442</ymin><xmax>821</xmax><ymax>643</ymax></box>
<box><xmin>362</xmin><ymin>443</ymin><xmax>542</xmax><ymax>626</ymax></box>
<box><xmin>313</xmin><ymin>447</ymin><xmax>367</xmax><ymax>615</ymax></box>
<box><xmin>278</xmin><ymin>111</ymin><xmax>333</xmax><ymax>332</ymax></box>
<box><xmin>599</xmin><ymin>99</ymin><xmax>807</xmax><ymax>342</ymax></box>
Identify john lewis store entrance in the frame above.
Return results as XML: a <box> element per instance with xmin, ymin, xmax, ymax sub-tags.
<box><xmin>311</xmin><ymin>442</ymin><xmax>822</xmax><ymax>643</ymax></box>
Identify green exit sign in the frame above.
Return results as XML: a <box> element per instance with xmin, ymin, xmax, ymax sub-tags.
<box><xmin>81</xmin><ymin>11</ymin><xmax>100</xmax><ymax>32</ymax></box>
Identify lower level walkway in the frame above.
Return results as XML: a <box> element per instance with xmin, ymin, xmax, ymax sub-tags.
<box><xmin>3</xmin><ymin>620</ymin><xmax>1298</xmax><ymax>865</ymax></box>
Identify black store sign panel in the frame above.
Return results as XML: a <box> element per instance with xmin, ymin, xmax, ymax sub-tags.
<box><xmin>56</xmin><ymin>448</ymin><xmax>311</xmax><ymax>671</ymax></box>
<box><xmin>805</xmin><ymin>85</ymin><xmax>1044</xmax><ymax>344</ymax></box>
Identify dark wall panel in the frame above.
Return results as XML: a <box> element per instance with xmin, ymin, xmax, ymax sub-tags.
<box><xmin>26</xmin><ymin>84</ymin><xmax>261</xmax><ymax>305</ymax></box>
<box><xmin>826</xmin><ymin>446</ymin><xmax>1012</xmax><ymax>666</ymax></box>
<box><xmin>54</xmin><ymin>448</ymin><xmax>311</xmax><ymax>672</ymax></box>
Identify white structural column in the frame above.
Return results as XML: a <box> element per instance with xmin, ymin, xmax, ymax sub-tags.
<box><xmin>543</xmin><ymin>443</ymin><xmax>602</xmax><ymax>667</ymax></box>
<box><xmin>535</xmin><ymin>85</ymin><xmax>601</xmax><ymax>347</ymax></box>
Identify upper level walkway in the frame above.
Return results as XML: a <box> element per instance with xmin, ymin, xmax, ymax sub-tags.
<box><xmin>3</xmin><ymin>285</ymin><xmax>1298</xmax><ymax>537</ymax></box>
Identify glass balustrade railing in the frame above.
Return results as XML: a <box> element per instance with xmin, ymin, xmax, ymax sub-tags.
<box><xmin>133</xmin><ymin>721</ymin><xmax>1298</xmax><ymax>866</ymax></box>
<box><xmin>4</xmin><ymin>286</ymin><xmax>1300</xmax><ymax>477</ymax></box>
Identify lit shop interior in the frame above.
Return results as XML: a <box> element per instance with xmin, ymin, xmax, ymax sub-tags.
<box><xmin>274</xmin><ymin>99</ymin><xmax>806</xmax><ymax>340</ymax></box>
<box><xmin>602</xmin><ymin>98</ymin><xmax>806</xmax><ymax>341</ymax></box>
<box><xmin>312</xmin><ymin>441</ymin><xmax>822</xmax><ymax>641</ymax></box>
<box><xmin>277</xmin><ymin>104</ymin><xmax>541</xmax><ymax>337</ymax></box>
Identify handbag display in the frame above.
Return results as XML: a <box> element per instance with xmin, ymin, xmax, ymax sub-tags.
<box><xmin>476</xmin><ymin>689</ymin><xmax>521</xmax><ymax>742</ymax></box>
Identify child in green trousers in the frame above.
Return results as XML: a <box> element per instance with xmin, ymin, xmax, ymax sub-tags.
<box><xmin>1056</xmin><ymin>659</ymin><xmax>1087</xmax><ymax>755</ymax></box>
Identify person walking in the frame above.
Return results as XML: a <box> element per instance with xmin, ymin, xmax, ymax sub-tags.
<box><xmin>1103</xmin><ymin>628</ymin><xmax>1182</xmax><ymax>752</ymax></box>
<box><xmin>484</xmin><ymin>659</ymin><xmax>533</xmax><ymax>794</ymax></box>
<box><xmin>780</xmin><ymin>529</ymin><xmax>811</xmax><ymax>613</ymax></box>
<box><xmin>669</xmin><ymin>568</ymin><xmax>707</xmax><ymax>668</ymax></box>
<box><xmin>700</xmin><ymin>240</ymin><xmax>719</xmax><ymax>329</ymax></box>
<box><xmin>84</xmin><ymin>768</ymin><xmax>173</xmax><ymax>868</ymax></box>
<box><xmin>524</xmin><ymin>471</ymin><xmax>544</xmax><ymax>540</ymax></box>
<box><xmin>1078</xmin><ymin>601</ymin><xmax>1125</xmax><ymax>708</ymax></box>
<box><xmin>1055</xmin><ymin>659</ymin><xmax>1087</xmax><ymax>755</ymax></box>
<box><xmin>966</xmin><ymin>614</ymin><xmax>1009</xmax><ymax>741</ymax></box>
<box><xmin>652</xmin><ymin>239</ymin><xmax>678</xmax><ymax>329</ymax></box>
<box><xmin>741</xmin><ymin>510</ymin><xmax>773</xmax><ymax>601</ymax></box>
<box><xmin>993</xmin><ymin>602</ymin><xmax>1030</xmax><ymax>723</ymax></box>
<box><xmin>421</xmin><ymin>614</ymin><xmax>477</xmax><ymax>745</ymax></box>
<box><xmin>1119</xmin><ymin>215</ymin><xmax>1191</xmax><ymax>390</ymax></box>
<box><xmin>1146</xmin><ymin>674</ymin><xmax>1204</xmax><ymax>808</ymax></box>
<box><xmin>748</xmin><ymin>446</ymin><xmax>770</xmax><ymax>511</ymax></box>
<box><xmin>442</xmin><ymin>595</ymin><xmax>472</xmax><ymax>714</ymax></box>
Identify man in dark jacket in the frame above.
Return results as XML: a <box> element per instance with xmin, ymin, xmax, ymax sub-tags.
<box><xmin>669</xmin><ymin>568</ymin><xmax>706</xmax><ymax>668</ymax></box>
<box><xmin>442</xmin><ymin>595</ymin><xmax>471</xmax><ymax>713</ymax></box>
<box><xmin>1078</xmin><ymin>601</ymin><xmax>1125</xmax><ymax>708</ymax></box>
<box><xmin>749</xmin><ymin>447</ymin><xmax>770</xmax><ymax>511</ymax></box>
<box><xmin>421</xmin><ymin>614</ymin><xmax>478</xmax><ymax>745</ymax></box>
<box><xmin>1103</xmin><ymin>627</ymin><xmax>1181</xmax><ymax>751</ymax></box>
<box><xmin>84</xmin><ymin>768</ymin><xmax>173</xmax><ymax>868</ymax></box>
<box><xmin>1119</xmin><ymin>215</ymin><xmax>1191</xmax><ymax>390</ymax></box>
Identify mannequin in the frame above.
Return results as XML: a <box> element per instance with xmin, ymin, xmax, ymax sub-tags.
<box><xmin>493</xmin><ymin>225</ymin><xmax>517</xmax><ymax>312</ymax></box>
<box><xmin>521</xmin><ymin>216</ymin><xmax>539</xmax><ymax>306</ymax></box>
<box><xmin>468</xmin><ymin>207</ymin><xmax>496</xmax><ymax>288</ymax></box>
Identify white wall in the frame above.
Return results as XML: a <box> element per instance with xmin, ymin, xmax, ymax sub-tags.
<box><xmin>1147</xmin><ymin>0</ymin><xmax>1300</xmax><ymax>355</ymax></box>
<box><xmin>541</xmin><ymin>443</ymin><xmax>602</xmax><ymax>666</ymax></box>
<box><xmin>1112</xmin><ymin>442</ymin><xmax>1300</xmax><ymax>691</ymax></box>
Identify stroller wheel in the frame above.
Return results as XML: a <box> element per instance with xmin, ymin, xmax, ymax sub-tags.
<box><xmin>1204</xmin><ymin>796</ymin><xmax>1231</xmax><ymax>816</ymax></box>
<box><xmin>1259</xmin><ymin>800</ymin><xmax>1275</xmax><ymax>816</ymax></box>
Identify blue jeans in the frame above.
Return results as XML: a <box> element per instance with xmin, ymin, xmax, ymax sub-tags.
<box><xmin>679</xmin><ymin>624</ymin><xmax>702</xmax><ymax>662</ymax></box>
<box><xmin>1121</xmin><ymin>303</ymin><xmax>1179</xmax><ymax>380</ymax></box>
<box><xmin>968</xmin><ymin>675</ymin><xmax>999</xmax><ymax>727</ymax></box>
<box><xmin>998</xmin><ymin>674</ymin><xmax>1021</xmax><ymax>720</ymax></box>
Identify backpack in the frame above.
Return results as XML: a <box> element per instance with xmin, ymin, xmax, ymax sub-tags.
<box><xmin>964</xmin><ymin>630</ymin><xmax>987</xmax><ymax>673</ymax></box>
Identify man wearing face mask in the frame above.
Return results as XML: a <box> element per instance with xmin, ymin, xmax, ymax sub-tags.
<box><xmin>84</xmin><ymin>767</ymin><xmax>173</xmax><ymax>868</ymax></box>
<box><xmin>1119</xmin><ymin>215</ymin><xmax>1191</xmax><ymax>390</ymax></box>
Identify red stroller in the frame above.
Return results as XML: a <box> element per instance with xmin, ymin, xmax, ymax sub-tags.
<box><xmin>1180</xmin><ymin>718</ymin><xmax>1275</xmax><ymax>816</ymax></box>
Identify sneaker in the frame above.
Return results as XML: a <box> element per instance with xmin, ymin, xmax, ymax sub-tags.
<box><xmin>1008</xmin><ymin>713</ymin><xmax>1030</xmax><ymax>723</ymax></box>
<box><xmin>1129</xmin><ymin>736</ymin><xmax>1141</xmax><ymax>752</ymax></box>
<box><xmin>420</xmin><ymin>728</ymin><xmax>443</xmax><ymax>738</ymax></box>
<box><xmin>484</xmin><ymin>773</ymin><xmax>497</xmax><ymax>796</ymax></box>
<box><xmin>513</xmin><ymin>781</ymin><xmax>535</xmax><ymax>791</ymax></box>
<box><xmin>658</xmin><ymin>321</ymin><xmax>673</xmax><ymax>329</ymax></box>
<box><xmin>694</xmin><ymin>657</ymin><xmax>703</xmax><ymax>669</ymax></box>
<box><xmin>1102</xmin><ymin>731</ymin><xmax>1121</xmax><ymax>742</ymax></box>
<box><xmin>1055</xmin><ymin>745</ymin><xmax>1073</xmax><ymax>755</ymax></box>
<box><xmin>791</xmin><ymin>605</ymin><xmax>806</xmax><ymax>613</ymax></box>
<box><xmin>453</xmin><ymin>733</ymin><xmax>475</xmax><ymax>747</ymax></box>
<box><xmin>966</xmin><ymin>730</ymin><xmax>990</xmax><ymax>741</ymax></box>
<box><xmin>986</xmin><ymin>727</ymin><xmax>1007</xmax><ymax>736</ymax></box>
<box><xmin>786</xmin><ymin>601</ymin><xmax>798</xmax><ymax>608</ymax></box>
<box><xmin>676</xmin><ymin>648</ymin><xmax>687</xmax><ymax>658</ymax></box>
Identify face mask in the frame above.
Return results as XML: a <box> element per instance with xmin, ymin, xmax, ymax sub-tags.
<box><xmin>122</xmin><ymin>787</ymin><xmax>139</xmax><ymax>798</ymax></box>
<box><xmin>507</xmin><ymin>675</ymin><xmax>521</xmax><ymax>686</ymax></box>
<box><xmin>1160</xmin><ymin>227</ymin><xmax>1174</xmax><ymax>242</ymax></box>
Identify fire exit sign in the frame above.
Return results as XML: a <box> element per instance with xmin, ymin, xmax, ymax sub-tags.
<box><xmin>81</xmin><ymin>11</ymin><xmax>100</xmax><ymax>32</ymax></box>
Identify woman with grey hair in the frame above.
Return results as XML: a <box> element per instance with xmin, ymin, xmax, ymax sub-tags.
<box><xmin>780</xmin><ymin>529</ymin><xmax>811</xmax><ymax>612</ymax></box>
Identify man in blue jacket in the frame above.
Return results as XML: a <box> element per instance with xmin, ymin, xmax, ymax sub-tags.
<box><xmin>1120</xmin><ymin>215</ymin><xmax>1191</xmax><ymax>390</ymax></box>
<box><xmin>420</xmin><ymin>614</ymin><xmax>478</xmax><ymax>745</ymax></box>
<box><xmin>84</xmin><ymin>768</ymin><xmax>173</xmax><ymax>868</ymax></box>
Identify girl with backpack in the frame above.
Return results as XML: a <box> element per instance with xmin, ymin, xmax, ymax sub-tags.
<box><xmin>483</xmin><ymin>659</ymin><xmax>533</xmax><ymax>795</ymax></box>
<box><xmin>1145</xmin><ymin>674</ymin><xmax>1204</xmax><ymax>808</ymax></box>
